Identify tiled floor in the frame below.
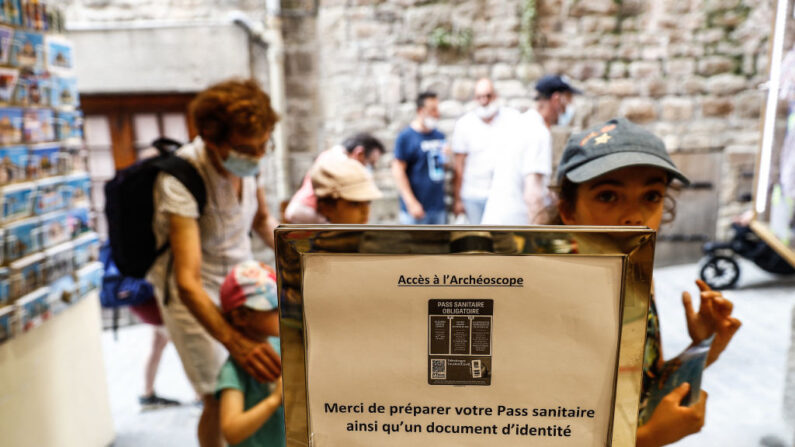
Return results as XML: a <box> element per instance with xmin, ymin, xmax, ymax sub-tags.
<box><xmin>102</xmin><ymin>259</ymin><xmax>795</xmax><ymax>446</ymax></box>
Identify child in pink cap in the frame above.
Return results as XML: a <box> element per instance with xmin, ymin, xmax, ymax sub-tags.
<box><xmin>216</xmin><ymin>261</ymin><xmax>284</xmax><ymax>447</ymax></box>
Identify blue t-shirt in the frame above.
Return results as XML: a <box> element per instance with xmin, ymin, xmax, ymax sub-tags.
<box><xmin>216</xmin><ymin>337</ymin><xmax>285</xmax><ymax>447</ymax></box>
<box><xmin>394</xmin><ymin>127</ymin><xmax>446</xmax><ymax>212</ymax></box>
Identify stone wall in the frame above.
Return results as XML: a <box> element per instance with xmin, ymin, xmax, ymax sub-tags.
<box><xmin>305</xmin><ymin>0</ymin><xmax>774</xmax><ymax>238</ymax></box>
<box><xmin>62</xmin><ymin>0</ymin><xmax>778</xmax><ymax>245</ymax></box>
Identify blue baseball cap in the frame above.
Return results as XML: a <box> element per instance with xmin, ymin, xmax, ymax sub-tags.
<box><xmin>535</xmin><ymin>74</ymin><xmax>582</xmax><ymax>99</ymax></box>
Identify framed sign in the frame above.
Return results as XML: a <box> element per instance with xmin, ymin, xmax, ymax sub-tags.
<box><xmin>754</xmin><ymin>0</ymin><xmax>795</xmax><ymax>267</ymax></box>
<box><xmin>276</xmin><ymin>225</ymin><xmax>655</xmax><ymax>446</ymax></box>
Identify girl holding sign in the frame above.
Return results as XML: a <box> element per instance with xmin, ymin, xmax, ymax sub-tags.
<box><xmin>549</xmin><ymin>118</ymin><xmax>742</xmax><ymax>447</ymax></box>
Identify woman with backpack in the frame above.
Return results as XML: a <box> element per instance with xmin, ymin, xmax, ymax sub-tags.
<box><xmin>144</xmin><ymin>79</ymin><xmax>282</xmax><ymax>447</ymax></box>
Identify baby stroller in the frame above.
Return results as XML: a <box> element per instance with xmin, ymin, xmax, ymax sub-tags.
<box><xmin>700</xmin><ymin>223</ymin><xmax>795</xmax><ymax>289</ymax></box>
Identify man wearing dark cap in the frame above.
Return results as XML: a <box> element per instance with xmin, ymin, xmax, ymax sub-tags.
<box><xmin>482</xmin><ymin>74</ymin><xmax>581</xmax><ymax>225</ymax></box>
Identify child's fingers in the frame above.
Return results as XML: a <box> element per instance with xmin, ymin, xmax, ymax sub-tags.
<box><xmin>712</xmin><ymin>297</ymin><xmax>734</xmax><ymax>318</ymax></box>
<box><xmin>696</xmin><ymin>279</ymin><xmax>712</xmax><ymax>292</ymax></box>
<box><xmin>682</xmin><ymin>291</ymin><xmax>696</xmax><ymax>321</ymax></box>
<box><xmin>699</xmin><ymin>293</ymin><xmax>715</xmax><ymax>316</ymax></box>
<box><xmin>725</xmin><ymin>317</ymin><xmax>742</xmax><ymax>334</ymax></box>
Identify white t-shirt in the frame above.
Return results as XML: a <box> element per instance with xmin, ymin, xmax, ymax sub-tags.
<box><xmin>481</xmin><ymin>109</ymin><xmax>552</xmax><ymax>225</ymax></box>
<box><xmin>147</xmin><ymin>137</ymin><xmax>261</xmax><ymax>303</ymax></box>
<box><xmin>451</xmin><ymin>107</ymin><xmax>520</xmax><ymax>200</ymax></box>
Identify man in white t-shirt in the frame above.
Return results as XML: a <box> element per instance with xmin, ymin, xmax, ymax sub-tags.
<box><xmin>482</xmin><ymin>75</ymin><xmax>581</xmax><ymax>225</ymax></box>
<box><xmin>451</xmin><ymin>78</ymin><xmax>519</xmax><ymax>224</ymax></box>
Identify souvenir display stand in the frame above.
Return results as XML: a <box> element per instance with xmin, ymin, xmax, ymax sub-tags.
<box><xmin>0</xmin><ymin>2</ymin><xmax>113</xmax><ymax>445</ymax></box>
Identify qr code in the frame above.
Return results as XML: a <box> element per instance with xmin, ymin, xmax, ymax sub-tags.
<box><xmin>471</xmin><ymin>360</ymin><xmax>482</xmax><ymax>378</ymax></box>
<box><xmin>431</xmin><ymin>359</ymin><xmax>446</xmax><ymax>379</ymax></box>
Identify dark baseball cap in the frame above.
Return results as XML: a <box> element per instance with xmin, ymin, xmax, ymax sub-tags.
<box><xmin>535</xmin><ymin>74</ymin><xmax>582</xmax><ymax>99</ymax></box>
<box><xmin>555</xmin><ymin>117</ymin><xmax>690</xmax><ymax>186</ymax></box>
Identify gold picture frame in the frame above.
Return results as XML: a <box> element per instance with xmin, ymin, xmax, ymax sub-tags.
<box><xmin>276</xmin><ymin>225</ymin><xmax>656</xmax><ymax>446</ymax></box>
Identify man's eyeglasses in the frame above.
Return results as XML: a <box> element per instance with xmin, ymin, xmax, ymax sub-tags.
<box><xmin>475</xmin><ymin>93</ymin><xmax>494</xmax><ymax>101</ymax></box>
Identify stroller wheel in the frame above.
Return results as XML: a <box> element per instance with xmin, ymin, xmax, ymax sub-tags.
<box><xmin>699</xmin><ymin>256</ymin><xmax>740</xmax><ymax>290</ymax></box>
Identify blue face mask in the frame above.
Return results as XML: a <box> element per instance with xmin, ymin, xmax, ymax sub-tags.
<box><xmin>222</xmin><ymin>150</ymin><xmax>262</xmax><ymax>177</ymax></box>
<box><xmin>558</xmin><ymin>104</ymin><xmax>575</xmax><ymax>127</ymax></box>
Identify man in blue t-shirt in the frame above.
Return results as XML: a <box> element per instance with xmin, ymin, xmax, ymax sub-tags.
<box><xmin>391</xmin><ymin>91</ymin><xmax>447</xmax><ymax>224</ymax></box>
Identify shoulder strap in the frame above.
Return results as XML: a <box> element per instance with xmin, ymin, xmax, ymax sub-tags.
<box><xmin>152</xmin><ymin>137</ymin><xmax>184</xmax><ymax>156</ymax></box>
<box><xmin>153</xmin><ymin>155</ymin><xmax>208</xmax><ymax>215</ymax></box>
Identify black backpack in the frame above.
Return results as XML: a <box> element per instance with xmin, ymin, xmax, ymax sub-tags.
<box><xmin>104</xmin><ymin>137</ymin><xmax>207</xmax><ymax>279</ymax></box>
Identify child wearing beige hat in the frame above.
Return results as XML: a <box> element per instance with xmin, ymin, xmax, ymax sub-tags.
<box><xmin>311</xmin><ymin>157</ymin><xmax>383</xmax><ymax>224</ymax></box>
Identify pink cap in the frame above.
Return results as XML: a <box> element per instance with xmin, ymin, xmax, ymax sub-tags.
<box><xmin>220</xmin><ymin>261</ymin><xmax>279</xmax><ymax>313</ymax></box>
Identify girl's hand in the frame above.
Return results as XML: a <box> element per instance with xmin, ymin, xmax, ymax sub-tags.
<box><xmin>682</xmin><ymin>279</ymin><xmax>735</xmax><ymax>344</ymax></box>
<box><xmin>637</xmin><ymin>383</ymin><xmax>707</xmax><ymax>447</ymax></box>
<box><xmin>706</xmin><ymin>312</ymin><xmax>742</xmax><ymax>366</ymax></box>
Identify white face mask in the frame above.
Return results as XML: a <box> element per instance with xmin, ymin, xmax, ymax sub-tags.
<box><xmin>475</xmin><ymin>103</ymin><xmax>499</xmax><ymax>120</ymax></box>
<box><xmin>558</xmin><ymin>103</ymin><xmax>575</xmax><ymax>126</ymax></box>
<box><xmin>423</xmin><ymin>116</ymin><xmax>439</xmax><ymax>130</ymax></box>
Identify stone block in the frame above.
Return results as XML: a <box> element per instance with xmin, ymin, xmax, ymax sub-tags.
<box><xmin>492</xmin><ymin>63</ymin><xmax>514</xmax><ymax>80</ymax></box>
<box><xmin>607</xmin><ymin>79</ymin><xmax>639</xmax><ymax>97</ymax></box>
<box><xmin>374</xmin><ymin>3</ymin><xmax>399</xmax><ymax>23</ymax></box>
<box><xmin>473</xmin><ymin>48</ymin><xmax>498</xmax><ymax>64</ymax></box>
<box><xmin>705</xmin><ymin>74</ymin><xmax>747</xmax><ymax>95</ymax></box>
<box><xmin>361</xmin><ymin>47</ymin><xmax>388</xmax><ymax>62</ymax></box>
<box><xmin>469</xmin><ymin>65</ymin><xmax>491</xmax><ymax>79</ymax></box>
<box><xmin>712</xmin><ymin>9</ymin><xmax>747</xmax><ymax>27</ymax></box>
<box><xmin>629</xmin><ymin>60</ymin><xmax>661</xmax><ymax>78</ymax></box>
<box><xmin>352</xmin><ymin>21</ymin><xmax>381</xmax><ymax>39</ymax></box>
<box><xmin>617</xmin><ymin>44</ymin><xmax>640</xmax><ymax>60</ymax></box>
<box><xmin>451</xmin><ymin>79</ymin><xmax>476</xmax><ymax>102</ymax></box>
<box><xmin>570</xmin><ymin>60</ymin><xmax>607</xmax><ymax>80</ymax></box>
<box><xmin>570</xmin><ymin>0</ymin><xmax>618</xmax><ymax>16</ymax></box>
<box><xmin>679</xmin><ymin>132</ymin><xmax>713</xmax><ymax>150</ymax></box>
<box><xmin>701</xmin><ymin>97</ymin><xmax>734</xmax><ymax>117</ymax></box>
<box><xmin>420</xmin><ymin>77</ymin><xmax>451</xmax><ymax>100</ymax></box>
<box><xmin>579</xmin><ymin>16</ymin><xmax>618</xmax><ymax>33</ymax></box>
<box><xmin>621</xmin><ymin>17</ymin><xmax>639</xmax><ymax>32</ymax></box>
<box><xmin>677</xmin><ymin>77</ymin><xmax>706</xmax><ymax>95</ymax></box>
<box><xmin>665</xmin><ymin>58</ymin><xmax>696</xmax><ymax>77</ymax></box>
<box><xmin>495</xmin><ymin>47</ymin><xmax>522</xmax><ymax>64</ymax></box>
<box><xmin>620</xmin><ymin>98</ymin><xmax>657</xmax><ymax>123</ymax></box>
<box><xmin>396</xmin><ymin>103</ymin><xmax>417</xmax><ymax>125</ymax></box>
<box><xmin>698</xmin><ymin>56</ymin><xmax>736</xmax><ymax>76</ymax></box>
<box><xmin>661</xmin><ymin>97</ymin><xmax>695</xmax><ymax>121</ymax></box>
<box><xmin>643</xmin><ymin>77</ymin><xmax>668</xmax><ymax>98</ymax></box>
<box><xmin>641</xmin><ymin>45</ymin><xmax>666</xmax><ymax>60</ymax></box>
<box><xmin>619</xmin><ymin>0</ymin><xmax>646</xmax><ymax>16</ymax></box>
<box><xmin>403</xmin><ymin>3</ymin><xmax>453</xmax><ymax>35</ymax></box>
<box><xmin>395</xmin><ymin>44</ymin><xmax>428</xmax><ymax>62</ymax></box>
<box><xmin>439</xmin><ymin>66</ymin><xmax>469</xmax><ymax>78</ymax></box>
<box><xmin>439</xmin><ymin>100</ymin><xmax>465</xmax><ymax>119</ymax></box>
<box><xmin>669</xmin><ymin>43</ymin><xmax>705</xmax><ymax>58</ymax></box>
<box><xmin>365</xmin><ymin>105</ymin><xmax>388</xmax><ymax>121</ymax></box>
<box><xmin>608</xmin><ymin>61</ymin><xmax>627</xmax><ymax>79</ymax></box>
<box><xmin>537</xmin><ymin>0</ymin><xmax>564</xmax><ymax>15</ymax></box>
<box><xmin>734</xmin><ymin>90</ymin><xmax>764</xmax><ymax>119</ymax></box>
<box><xmin>516</xmin><ymin>63</ymin><xmax>544</xmax><ymax>82</ymax></box>
<box><xmin>696</xmin><ymin>28</ymin><xmax>726</xmax><ymax>45</ymax></box>
<box><xmin>452</xmin><ymin>1</ymin><xmax>479</xmax><ymax>24</ymax></box>
<box><xmin>583</xmin><ymin>78</ymin><xmax>609</xmax><ymax>96</ymax></box>
<box><xmin>494</xmin><ymin>80</ymin><xmax>528</xmax><ymax>99</ymax></box>
<box><xmin>591</xmin><ymin>96</ymin><xmax>621</xmax><ymax>123</ymax></box>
